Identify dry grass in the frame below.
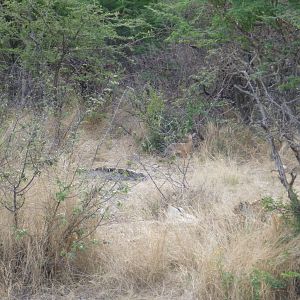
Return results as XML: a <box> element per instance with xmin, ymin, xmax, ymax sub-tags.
<box><xmin>0</xmin><ymin>121</ymin><xmax>299</xmax><ymax>299</ymax></box>
<box><xmin>201</xmin><ymin>122</ymin><xmax>268</xmax><ymax>160</ymax></box>
<box><xmin>87</xmin><ymin>156</ymin><xmax>298</xmax><ymax>300</ymax></box>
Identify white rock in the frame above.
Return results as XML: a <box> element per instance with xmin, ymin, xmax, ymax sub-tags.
<box><xmin>166</xmin><ymin>205</ymin><xmax>198</xmax><ymax>224</ymax></box>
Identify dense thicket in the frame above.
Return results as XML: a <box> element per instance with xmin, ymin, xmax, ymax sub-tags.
<box><xmin>0</xmin><ymin>1</ymin><xmax>300</xmax><ymax>297</ymax></box>
<box><xmin>1</xmin><ymin>0</ymin><xmax>300</xmax><ymax>190</ymax></box>
<box><xmin>0</xmin><ymin>0</ymin><xmax>122</xmax><ymax>110</ymax></box>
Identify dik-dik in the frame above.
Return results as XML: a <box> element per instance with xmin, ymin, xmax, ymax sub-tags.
<box><xmin>164</xmin><ymin>133</ymin><xmax>195</xmax><ymax>158</ymax></box>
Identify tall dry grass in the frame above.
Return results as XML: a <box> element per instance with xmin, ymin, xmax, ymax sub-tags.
<box><xmin>0</xmin><ymin>169</ymin><xmax>104</xmax><ymax>298</ymax></box>
<box><xmin>0</xmin><ymin>121</ymin><xmax>299</xmax><ymax>299</ymax></box>
<box><xmin>201</xmin><ymin>122</ymin><xmax>268</xmax><ymax>160</ymax></box>
<box><xmin>87</xmin><ymin>155</ymin><xmax>299</xmax><ymax>300</ymax></box>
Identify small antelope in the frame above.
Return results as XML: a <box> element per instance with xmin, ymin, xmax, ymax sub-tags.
<box><xmin>164</xmin><ymin>133</ymin><xmax>195</xmax><ymax>158</ymax></box>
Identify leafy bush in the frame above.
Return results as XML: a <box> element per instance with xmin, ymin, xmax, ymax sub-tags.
<box><xmin>99</xmin><ymin>0</ymin><xmax>157</xmax><ymax>16</ymax></box>
<box><xmin>129</xmin><ymin>86</ymin><xmax>204</xmax><ymax>153</ymax></box>
<box><xmin>251</xmin><ymin>269</ymin><xmax>286</xmax><ymax>300</ymax></box>
<box><xmin>262</xmin><ymin>195</ymin><xmax>300</xmax><ymax>232</ymax></box>
<box><xmin>0</xmin><ymin>0</ymin><xmax>120</xmax><ymax>108</ymax></box>
<box><xmin>141</xmin><ymin>88</ymin><xmax>166</xmax><ymax>152</ymax></box>
<box><xmin>0</xmin><ymin>111</ymin><xmax>117</xmax><ymax>294</ymax></box>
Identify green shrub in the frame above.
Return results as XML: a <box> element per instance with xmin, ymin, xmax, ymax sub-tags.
<box><xmin>251</xmin><ymin>269</ymin><xmax>286</xmax><ymax>300</ymax></box>
<box><xmin>262</xmin><ymin>195</ymin><xmax>300</xmax><ymax>233</ymax></box>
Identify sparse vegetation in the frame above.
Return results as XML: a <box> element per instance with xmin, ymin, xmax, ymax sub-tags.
<box><xmin>0</xmin><ymin>0</ymin><xmax>299</xmax><ymax>299</ymax></box>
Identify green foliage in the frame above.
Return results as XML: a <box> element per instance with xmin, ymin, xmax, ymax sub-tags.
<box><xmin>14</xmin><ymin>228</ymin><xmax>29</xmax><ymax>240</ymax></box>
<box><xmin>221</xmin><ymin>271</ymin><xmax>235</xmax><ymax>299</ymax></box>
<box><xmin>226</xmin><ymin>0</ymin><xmax>277</xmax><ymax>31</ymax></box>
<box><xmin>281</xmin><ymin>271</ymin><xmax>300</xmax><ymax>279</ymax></box>
<box><xmin>250</xmin><ymin>269</ymin><xmax>286</xmax><ymax>300</ymax></box>
<box><xmin>261</xmin><ymin>196</ymin><xmax>284</xmax><ymax>212</ymax></box>
<box><xmin>134</xmin><ymin>87</ymin><xmax>200</xmax><ymax>153</ymax></box>
<box><xmin>185</xmin><ymin>101</ymin><xmax>204</xmax><ymax>133</ymax></box>
<box><xmin>278</xmin><ymin>76</ymin><xmax>300</xmax><ymax>91</ymax></box>
<box><xmin>288</xmin><ymin>190</ymin><xmax>300</xmax><ymax>232</ymax></box>
<box><xmin>55</xmin><ymin>180</ymin><xmax>71</xmax><ymax>203</ymax></box>
<box><xmin>0</xmin><ymin>0</ymin><xmax>122</xmax><ymax>106</ymax></box>
<box><xmin>149</xmin><ymin>0</ymin><xmax>300</xmax><ymax>52</ymax></box>
<box><xmin>142</xmin><ymin>89</ymin><xmax>166</xmax><ymax>152</ymax></box>
<box><xmin>1</xmin><ymin>0</ymin><xmax>116</xmax><ymax>64</ymax></box>
<box><xmin>0</xmin><ymin>115</ymin><xmax>58</xmax><ymax>228</ymax></box>
<box><xmin>262</xmin><ymin>194</ymin><xmax>300</xmax><ymax>232</ymax></box>
<box><xmin>144</xmin><ymin>1</ymin><xmax>202</xmax><ymax>44</ymax></box>
<box><xmin>249</xmin><ymin>269</ymin><xmax>300</xmax><ymax>300</ymax></box>
<box><xmin>99</xmin><ymin>0</ymin><xmax>157</xmax><ymax>16</ymax></box>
